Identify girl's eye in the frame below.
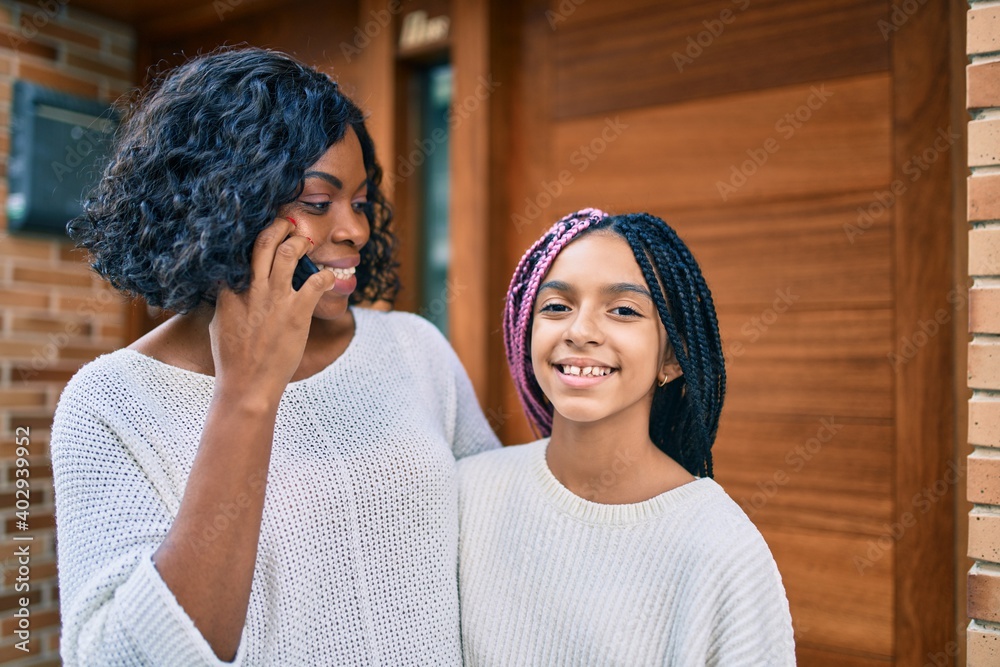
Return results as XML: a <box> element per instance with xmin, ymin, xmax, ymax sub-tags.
<box><xmin>611</xmin><ymin>306</ymin><xmax>641</xmax><ymax>317</ymax></box>
<box><xmin>352</xmin><ymin>200</ymin><xmax>372</xmax><ymax>214</ymax></box>
<box><xmin>539</xmin><ymin>303</ymin><xmax>570</xmax><ymax>313</ymax></box>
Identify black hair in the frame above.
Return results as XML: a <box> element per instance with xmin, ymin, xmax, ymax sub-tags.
<box><xmin>504</xmin><ymin>209</ymin><xmax>725</xmax><ymax>478</ymax></box>
<box><xmin>68</xmin><ymin>46</ymin><xmax>398</xmax><ymax>312</ymax></box>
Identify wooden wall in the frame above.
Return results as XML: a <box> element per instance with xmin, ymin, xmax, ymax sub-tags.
<box><xmin>491</xmin><ymin>0</ymin><xmax>957</xmax><ymax>663</ymax></box>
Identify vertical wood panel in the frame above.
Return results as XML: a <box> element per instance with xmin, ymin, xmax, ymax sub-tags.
<box><xmin>890</xmin><ymin>0</ymin><xmax>958</xmax><ymax>661</ymax></box>
<box><xmin>448</xmin><ymin>0</ymin><xmax>491</xmax><ymax>396</ymax></box>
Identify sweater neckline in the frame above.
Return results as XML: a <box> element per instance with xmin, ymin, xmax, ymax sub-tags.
<box><xmin>530</xmin><ymin>438</ymin><xmax>716</xmax><ymax>525</ymax></box>
<box><xmin>120</xmin><ymin>306</ymin><xmax>364</xmax><ymax>389</ymax></box>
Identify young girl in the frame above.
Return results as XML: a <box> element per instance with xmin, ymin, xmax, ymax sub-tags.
<box><xmin>458</xmin><ymin>209</ymin><xmax>795</xmax><ymax>665</ymax></box>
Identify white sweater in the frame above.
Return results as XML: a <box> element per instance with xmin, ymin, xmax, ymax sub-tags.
<box><xmin>51</xmin><ymin>307</ymin><xmax>500</xmax><ymax>666</ymax></box>
<box><xmin>457</xmin><ymin>440</ymin><xmax>796</xmax><ymax>666</ymax></box>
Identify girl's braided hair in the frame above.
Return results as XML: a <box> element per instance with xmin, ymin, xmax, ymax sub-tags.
<box><xmin>503</xmin><ymin>209</ymin><xmax>725</xmax><ymax>477</ymax></box>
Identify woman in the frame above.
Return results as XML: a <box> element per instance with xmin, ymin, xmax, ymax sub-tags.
<box><xmin>458</xmin><ymin>209</ymin><xmax>795</xmax><ymax>665</ymax></box>
<box><xmin>53</xmin><ymin>47</ymin><xmax>498</xmax><ymax>665</ymax></box>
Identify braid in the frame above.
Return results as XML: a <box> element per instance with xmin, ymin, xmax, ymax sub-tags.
<box><xmin>621</xmin><ymin>214</ymin><xmax>725</xmax><ymax>477</ymax></box>
<box><xmin>503</xmin><ymin>208</ymin><xmax>608</xmax><ymax>435</ymax></box>
<box><xmin>501</xmin><ymin>209</ymin><xmax>725</xmax><ymax>478</ymax></box>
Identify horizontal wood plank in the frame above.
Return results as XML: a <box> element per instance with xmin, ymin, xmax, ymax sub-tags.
<box><xmin>718</xmin><ymin>307</ymin><xmax>894</xmax><ymax>419</ymax></box>
<box><xmin>550</xmin><ymin>73</ymin><xmax>891</xmax><ymax>211</ymax></box>
<box><xmin>713</xmin><ymin>416</ymin><xmax>893</xmax><ymax>535</ymax></box>
<box><xmin>553</xmin><ymin>0</ymin><xmax>889</xmax><ymax>118</ymax></box>
<box><xmin>667</xmin><ymin>192</ymin><xmax>892</xmax><ymax>307</ymax></box>
<box><xmin>764</xmin><ymin>524</ymin><xmax>894</xmax><ymax>658</ymax></box>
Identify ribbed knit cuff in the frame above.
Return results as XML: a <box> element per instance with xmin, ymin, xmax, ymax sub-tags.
<box><xmin>115</xmin><ymin>555</ymin><xmax>248</xmax><ymax>666</ymax></box>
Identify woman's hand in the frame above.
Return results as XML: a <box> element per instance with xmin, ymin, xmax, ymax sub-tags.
<box><xmin>208</xmin><ymin>217</ymin><xmax>336</xmax><ymax>404</ymax></box>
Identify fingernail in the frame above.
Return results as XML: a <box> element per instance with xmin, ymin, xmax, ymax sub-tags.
<box><xmin>306</xmin><ymin>236</ymin><xmax>314</xmax><ymax>245</ymax></box>
<box><xmin>287</xmin><ymin>217</ymin><xmax>297</xmax><ymax>226</ymax></box>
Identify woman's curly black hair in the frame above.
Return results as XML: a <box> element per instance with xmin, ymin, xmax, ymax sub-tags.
<box><xmin>68</xmin><ymin>46</ymin><xmax>398</xmax><ymax>312</ymax></box>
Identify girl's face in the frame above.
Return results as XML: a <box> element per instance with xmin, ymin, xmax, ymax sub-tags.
<box><xmin>279</xmin><ymin>127</ymin><xmax>370</xmax><ymax>321</ymax></box>
<box><xmin>530</xmin><ymin>232</ymin><xmax>680</xmax><ymax>430</ymax></box>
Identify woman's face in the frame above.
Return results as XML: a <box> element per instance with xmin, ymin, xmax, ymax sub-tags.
<box><xmin>279</xmin><ymin>127</ymin><xmax>370</xmax><ymax>321</ymax></box>
<box><xmin>530</xmin><ymin>232</ymin><xmax>679</xmax><ymax>430</ymax></box>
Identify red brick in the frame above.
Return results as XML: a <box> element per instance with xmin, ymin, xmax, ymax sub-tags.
<box><xmin>968</xmin><ymin>622</ymin><xmax>999</xmax><ymax>667</ymax></box>
<box><xmin>970</xmin><ymin>508</ymin><xmax>1000</xmax><ymax>562</ymax></box>
<box><xmin>970</xmin><ymin>118</ymin><xmax>1000</xmax><ymax>168</ymax></box>
<box><xmin>969</xmin><ymin>59</ymin><xmax>1000</xmax><ymax>110</ymax></box>
<box><xmin>109</xmin><ymin>40</ymin><xmax>132</xmax><ymax>60</ymax></box>
<box><xmin>5</xmin><ymin>415</ymin><xmax>52</xmax><ymax>434</ymax></box>
<box><xmin>0</xmin><ymin>29</ymin><xmax>57</xmax><ymax>59</ymax></box>
<box><xmin>34</xmin><ymin>22</ymin><xmax>100</xmax><ymax>50</ymax></box>
<box><xmin>0</xmin><ymin>589</ymin><xmax>40</xmax><ymax>614</ymax></box>
<box><xmin>12</xmin><ymin>265</ymin><xmax>93</xmax><ymax>289</ymax></box>
<box><xmin>17</xmin><ymin>61</ymin><xmax>98</xmax><ymax>97</ymax></box>
<box><xmin>969</xmin><ymin>449</ymin><xmax>1000</xmax><ymax>505</ymax></box>
<box><xmin>0</xmin><ymin>607</ymin><xmax>58</xmax><ymax>635</ymax></box>
<box><xmin>971</xmin><ymin>287</ymin><xmax>1000</xmax><ymax>333</ymax></box>
<box><xmin>970</xmin><ymin>228</ymin><xmax>1000</xmax><ymax>275</ymax></box>
<box><xmin>0</xmin><ymin>389</ymin><xmax>47</xmax><ymax>408</ymax></box>
<box><xmin>969</xmin><ymin>340</ymin><xmax>1000</xmax><ymax>390</ymax></box>
<box><xmin>58</xmin><ymin>243</ymin><xmax>88</xmax><ymax>263</ymax></box>
<box><xmin>969</xmin><ymin>563</ymin><xmax>1000</xmax><ymax>623</ymax></box>
<box><xmin>11</xmin><ymin>314</ymin><xmax>92</xmax><ymax>336</ymax></box>
<box><xmin>4</xmin><ymin>510</ymin><xmax>54</xmax><ymax>532</ymax></box>
<box><xmin>969</xmin><ymin>5</ymin><xmax>1000</xmax><ymax>56</ymax></box>
<box><xmin>66</xmin><ymin>52</ymin><xmax>130</xmax><ymax>80</ymax></box>
<box><xmin>970</xmin><ymin>398</ymin><xmax>1000</xmax><ymax>446</ymax></box>
<box><xmin>54</xmin><ymin>290</ymin><xmax>123</xmax><ymax>315</ymax></box>
<box><xmin>0</xmin><ymin>288</ymin><xmax>49</xmax><ymax>309</ymax></box>
<box><xmin>970</xmin><ymin>174</ymin><xmax>1000</xmax><ymax>222</ymax></box>
<box><xmin>0</xmin><ymin>235</ymin><xmax>53</xmax><ymax>260</ymax></box>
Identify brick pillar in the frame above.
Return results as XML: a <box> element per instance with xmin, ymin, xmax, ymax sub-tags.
<box><xmin>0</xmin><ymin>2</ymin><xmax>135</xmax><ymax>663</ymax></box>
<box><xmin>966</xmin><ymin>2</ymin><xmax>1000</xmax><ymax>664</ymax></box>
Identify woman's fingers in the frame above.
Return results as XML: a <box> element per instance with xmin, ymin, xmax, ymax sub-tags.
<box><xmin>268</xmin><ymin>234</ymin><xmax>313</xmax><ymax>289</ymax></box>
<box><xmin>249</xmin><ymin>217</ymin><xmax>295</xmax><ymax>283</ymax></box>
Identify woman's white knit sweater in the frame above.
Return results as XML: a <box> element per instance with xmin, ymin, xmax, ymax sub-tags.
<box><xmin>51</xmin><ymin>307</ymin><xmax>500</xmax><ymax>666</ymax></box>
<box><xmin>457</xmin><ymin>439</ymin><xmax>796</xmax><ymax>666</ymax></box>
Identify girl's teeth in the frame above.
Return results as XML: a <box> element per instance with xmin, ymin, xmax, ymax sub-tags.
<box><xmin>561</xmin><ymin>365</ymin><xmax>612</xmax><ymax>377</ymax></box>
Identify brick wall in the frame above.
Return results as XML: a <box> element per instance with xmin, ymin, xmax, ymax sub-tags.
<box><xmin>0</xmin><ymin>1</ymin><xmax>133</xmax><ymax>664</ymax></box>
<box><xmin>967</xmin><ymin>1</ymin><xmax>1000</xmax><ymax>665</ymax></box>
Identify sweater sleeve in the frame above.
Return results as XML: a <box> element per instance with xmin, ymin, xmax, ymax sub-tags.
<box><xmin>442</xmin><ymin>333</ymin><xmax>501</xmax><ymax>460</ymax></box>
<box><xmin>706</xmin><ymin>517</ymin><xmax>797</xmax><ymax>667</ymax></box>
<box><xmin>52</xmin><ymin>384</ymin><xmax>247</xmax><ymax>667</ymax></box>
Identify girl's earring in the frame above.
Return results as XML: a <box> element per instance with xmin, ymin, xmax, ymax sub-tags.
<box><xmin>658</xmin><ymin>375</ymin><xmax>669</xmax><ymax>388</ymax></box>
